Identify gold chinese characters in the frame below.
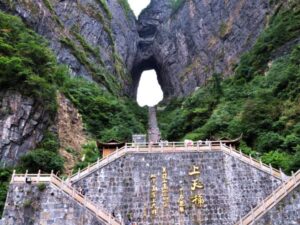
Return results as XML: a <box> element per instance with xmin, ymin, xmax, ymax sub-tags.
<box><xmin>162</xmin><ymin>167</ymin><xmax>169</xmax><ymax>208</ymax></box>
<box><xmin>178</xmin><ymin>188</ymin><xmax>186</xmax><ymax>213</ymax></box>
<box><xmin>150</xmin><ymin>174</ymin><xmax>157</xmax><ymax>216</ymax></box>
<box><xmin>189</xmin><ymin>165</ymin><xmax>205</xmax><ymax>208</ymax></box>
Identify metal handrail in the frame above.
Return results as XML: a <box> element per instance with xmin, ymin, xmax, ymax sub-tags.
<box><xmin>236</xmin><ymin>170</ymin><xmax>300</xmax><ymax>225</ymax></box>
<box><xmin>11</xmin><ymin>171</ymin><xmax>121</xmax><ymax>225</ymax></box>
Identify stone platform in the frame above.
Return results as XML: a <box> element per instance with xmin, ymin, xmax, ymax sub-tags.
<box><xmin>73</xmin><ymin>151</ymin><xmax>282</xmax><ymax>225</ymax></box>
<box><xmin>1</xmin><ymin>145</ymin><xmax>300</xmax><ymax>225</ymax></box>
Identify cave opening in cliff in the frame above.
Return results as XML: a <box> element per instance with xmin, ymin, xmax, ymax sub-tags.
<box><xmin>137</xmin><ymin>70</ymin><xmax>163</xmax><ymax>107</ymax></box>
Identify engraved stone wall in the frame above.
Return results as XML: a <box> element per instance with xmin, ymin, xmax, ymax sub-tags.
<box><xmin>74</xmin><ymin>151</ymin><xmax>282</xmax><ymax>225</ymax></box>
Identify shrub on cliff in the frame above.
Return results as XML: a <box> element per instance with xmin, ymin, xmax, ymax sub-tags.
<box><xmin>0</xmin><ymin>169</ymin><xmax>12</xmax><ymax>217</ymax></box>
<box><xmin>19</xmin><ymin>149</ymin><xmax>64</xmax><ymax>174</ymax></box>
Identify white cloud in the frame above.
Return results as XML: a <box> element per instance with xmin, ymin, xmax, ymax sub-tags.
<box><xmin>128</xmin><ymin>0</ymin><xmax>151</xmax><ymax>16</ymax></box>
<box><xmin>137</xmin><ymin>70</ymin><xmax>163</xmax><ymax>107</ymax></box>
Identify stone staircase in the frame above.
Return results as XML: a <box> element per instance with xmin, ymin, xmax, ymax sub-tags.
<box><xmin>10</xmin><ymin>172</ymin><xmax>121</xmax><ymax>225</ymax></box>
<box><xmin>5</xmin><ymin>142</ymin><xmax>297</xmax><ymax>225</ymax></box>
<box><xmin>236</xmin><ymin>169</ymin><xmax>300</xmax><ymax>225</ymax></box>
<box><xmin>69</xmin><ymin>141</ymin><xmax>288</xmax><ymax>183</ymax></box>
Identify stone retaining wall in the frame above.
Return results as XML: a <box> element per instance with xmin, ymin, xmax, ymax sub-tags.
<box><xmin>254</xmin><ymin>184</ymin><xmax>300</xmax><ymax>225</ymax></box>
<box><xmin>0</xmin><ymin>183</ymin><xmax>104</xmax><ymax>225</ymax></box>
<box><xmin>75</xmin><ymin>151</ymin><xmax>282</xmax><ymax>225</ymax></box>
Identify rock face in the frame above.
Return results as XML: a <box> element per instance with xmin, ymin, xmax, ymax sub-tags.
<box><xmin>56</xmin><ymin>93</ymin><xmax>87</xmax><ymax>174</ymax></box>
<box><xmin>132</xmin><ymin>0</ymin><xmax>272</xmax><ymax>98</ymax></box>
<box><xmin>0</xmin><ymin>0</ymin><xmax>138</xmax><ymax>94</ymax></box>
<box><xmin>1</xmin><ymin>183</ymin><xmax>105</xmax><ymax>225</ymax></box>
<box><xmin>74</xmin><ymin>151</ymin><xmax>282</xmax><ymax>225</ymax></box>
<box><xmin>0</xmin><ymin>91</ymin><xmax>50</xmax><ymax>167</ymax></box>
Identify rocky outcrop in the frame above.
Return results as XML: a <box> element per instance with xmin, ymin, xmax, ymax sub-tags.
<box><xmin>0</xmin><ymin>0</ymin><xmax>138</xmax><ymax>94</ymax></box>
<box><xmin>0</xmin><ymin>91</ymin><xmax>50</xmax><ymax>167</ymax></box>
<box><xmin>56</xmin><ymin>93</ymin><xmax>87</xmax><ymax>174</ymax></box>
<box><xmin>132</xmin><ymin>0</ymin><xmax>273</xmax><ymax>98</ymax></box>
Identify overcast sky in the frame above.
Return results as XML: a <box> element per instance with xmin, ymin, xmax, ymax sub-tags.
<box><xmin>128</xmin><ymin>1</ymin><xmax>163</xmax><ymax>107</ymax></box>
<box><xmin>137</xmin><ymin>70</ymin><xmax>164</xmax><ymax>107</ymax></box>
<box><xmin>128</xmin><ymin>0</ymin><xmax>151</xmax><ymax>17</ymax></box>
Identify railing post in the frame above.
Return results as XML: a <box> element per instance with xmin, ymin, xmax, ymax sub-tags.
<box><xmin>77</xmin><ymin>168</ymin><xmax>81</xmax><ymax>179</ymax></box>
<box><xmin>249</xmin><ymin>155</ymin><xmax>253</xmax><ymax>166</ymax></box>
<box><xmin>37</xmin><ymin>170</ymin><xmax>41</xmax><ymax>183</ymax></box>
<box><xmin>284</xmin><ymin>180</ymin><xmax>288</xmax><ymax>194</ymax></box>
<box><xmin>239</xmin><ymin>150</ymin><xmax>242</xmax><ymax>158</ymax></box>
<box><xmin>262</xmin><ymin>198</ymin><xmax>266</xmax><ymax>211</ymax></box>
<box><xmin>97</xmin><ymin>158</ymin><xmax>100</xmax><ymax>169</ymax></box>
<box><xmin>269</xmin><ymin>164</ymin><xmax>273</xmax><ymax>175</ymax></box>
<box><xmin>259</xmin><ymin>159</ymin><xmax>263</xmax><ymax>169</ymax></box>
<box><xmin>209</xmin><ymin>141</ymin><xmax>212</xmax><ymax>151</ymax></box>
<box><xmin>292</xmin><ymin>171</ymin><xmax>297</xmax><ymax>184</ymax></box>
<box><xmin>250</xmin><ymin>206</ymin><xmax>254</xmax><ymax>222</ymax></box>
<box><xmin>280</xmin><ymin>168</ymin><xmax>284</xmax><ymax>181</ymax></box>
<box><xmin>11</xmin><ymin>169</ymin><xmax>16</xmax><ymax>183</ymax></box>
<box><xmin>229</xmin><ymin>144</ymin><xmax>232</xmax><ymax>153</ymax></box>
<box><xmin>25</xmin><ymin>170</ymin><xmax>28</xmax><ymax>183</ymax></box>
<box><xmin>272</xmin><ymin>190</ymin><xmax>275</xmax><ymax>202</ymax></box>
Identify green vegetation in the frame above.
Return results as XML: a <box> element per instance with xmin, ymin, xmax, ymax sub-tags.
<box><xmin>42</xmin><ymin>0</ymin><xmax>64</xmax><ymax>27</ymax></box>
<box><xmin>235</xmin><ymin>1</ymin><xmax>300</xmax><ymax>81</ymax></box>
<box><xmin>73</xmin><ymin>141</ymin><xmax>100</xmax><ymax>172</ymax></box>
<box><xmin>0</xmin><ymin>11</ymin><xmax>147</xmax><ymax>214</ymax></box>
<box><xmin>18</xmin><ymin>132</ymin><xmax>64</xmax><ymax>174</ymax></box>
<box><xmin>37</xmin><ymin>183</ymin><xmax>47</xmax><ymax>192</ymax></box>
<box><xmin>118</xmin><ymin>0</ymin><xmax>133</xmax><ymax>17</ymax></box>
<box><xmin>158</xmin><ymin>3</ymin><xmax>300</xmax><ymax>174</ymax></box>
<box><xmin>59</xmin><ymin>37</ymin><xmax>120</xmax><ymax>94</ymax></box>
<box><xmin>96</xmin><ymin>0</ymin><xmax>113</xmax><ymax>20</ymax></box>
<box><xmin>170</xmin><ymin>0</ymin><xmax>185</xmax><ymax>14</ymax></box>
<box><xmin>62</xmin><ymin>78</ymin><xmax>147</xmax><ymax>142</ymax></box>
<box><xmin>0</xmin><ymin>168</ymin><xmax>12</xmax><ymax>216</ymax></box>
<box><xmin>23</xmin><ymin>199</ymin><xmax>32</xmax><ymax>208</ymax></box>
<box><xmin>0</xmin><ymin>12</ymin><xmax>60</xmax><ymax>115</ymax></box>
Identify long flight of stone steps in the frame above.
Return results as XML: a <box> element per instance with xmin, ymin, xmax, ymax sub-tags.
<box><xmin>236</xmin><ymin>169</ymin><xmax>300</xmax><ymax>225</ymax></box>
<box><xmin>68</xmin><ymin>141</ymin><xmax>289</xmax><ymax>184</ymax></box>
<box><xmin>10</xmin><ymin>172</ymin><xmax>121</xmax><ymax>225</ymax></box>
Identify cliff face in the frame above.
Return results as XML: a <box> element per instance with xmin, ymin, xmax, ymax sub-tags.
<box><xmin>0</xmin><ymin>0</ymin><xmax>276</xmax><ymax>98</ymax></box>
<box><xmin>132</xmin><ymin>0</ymin><xmax>272</xmax><ymax>98</ymax></box>
<box><xmin>0</xmin><ymin>0</ymin><xmax>138</xmax><ymax>94</ymax></box>
<box><xmin>0</xmin><ymin>91</ymin><xmax>50</xmax><ymax>167</ymax></box>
